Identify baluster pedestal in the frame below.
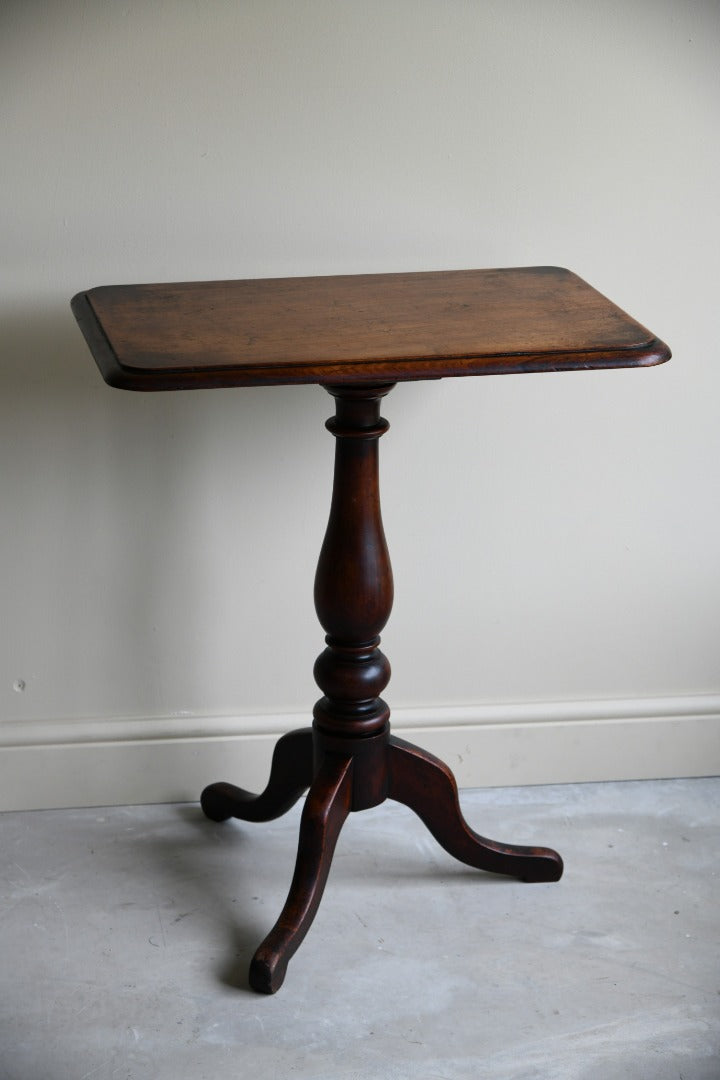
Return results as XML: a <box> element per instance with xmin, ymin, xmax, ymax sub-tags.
<box><xmin>201</xmin><ymin>383</ymin><xmax>563</xmax><ymax>992</ymax></box>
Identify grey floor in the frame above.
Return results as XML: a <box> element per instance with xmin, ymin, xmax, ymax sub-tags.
<box><xmin>0</xmin><ymin>778</ymin><xmax>718</xmax><ymax>1080</ymax></box>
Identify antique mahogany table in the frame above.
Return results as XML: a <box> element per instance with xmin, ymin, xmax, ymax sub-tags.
<box><xmin>72</xmin><ymin>267</ymin><xmax>669</xmax><ymax>993</ymax></box>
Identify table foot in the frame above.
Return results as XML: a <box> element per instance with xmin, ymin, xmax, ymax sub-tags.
<box><xmin>388</xmin><ymin>735</ymin><xmax>563</xmax><ymax>883</ymax></box>
<box><xmin>249</xmin><ymin>755</ymin><xmax>353</xmax><ymax>993</ymax></box>
<box><xmin>200</xmin><ymin>727</ymin><xmax>314</xmax><ymax>823</ymax></box>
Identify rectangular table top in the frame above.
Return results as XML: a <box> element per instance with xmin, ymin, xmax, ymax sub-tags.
<box><xmin>71</xmin><ymin>267</ymin><xmax>669</xmax><ymax>390</ymax></box>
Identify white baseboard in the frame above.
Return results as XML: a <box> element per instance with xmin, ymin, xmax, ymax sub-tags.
<box><xmin>1</xmin><ymin>695</ymin><xmax>718</xmax><ymax>811</ymax></box>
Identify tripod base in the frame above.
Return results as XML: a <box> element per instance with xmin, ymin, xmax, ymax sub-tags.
<box><xmin>201</xmin><ymin>381</ymin><xmax>562</xmax><ymax>993</ymax></box>
<box><xmin>201</xmin><ymin>725</ymin><xmax>563</xmax><ymax>993</ymax></box>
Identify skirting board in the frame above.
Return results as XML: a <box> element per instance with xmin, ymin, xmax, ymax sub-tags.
<box><xmin>1</xmin><ymin>695</ymin><xmax>719</xmax><ymax>811</ymax></box>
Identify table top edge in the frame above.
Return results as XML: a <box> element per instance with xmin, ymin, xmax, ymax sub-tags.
<box><xmin>70</xmin><ymin>267</ymin><xmax>671</xmax><ymax>391</ymax></box>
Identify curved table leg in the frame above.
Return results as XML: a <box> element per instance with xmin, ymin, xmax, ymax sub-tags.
<box><xmin>388</xmin><ymin>735</ymin><xmax>563</xmax><ymax>883</ymax></box>
<box><xmin>201</xmin><ymin>727</ymin><xmax>314</xmax><ymax>823</ymax></box>
<box><xmin>249</xmin><ymin>754</ymin><xmax>353</xmax><ymax>993</ymax></box>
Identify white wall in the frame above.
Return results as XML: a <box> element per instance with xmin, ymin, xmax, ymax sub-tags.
<box><xmin>2</xmin><ymin>0</ymin><xmax>719</xmax><ymax>809</ymax></box>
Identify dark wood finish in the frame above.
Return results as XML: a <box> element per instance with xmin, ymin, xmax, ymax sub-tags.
<box><xmin>200</xmin><ymin>728</ymin><xmax>313</xmax><ymax>823</ymax></box>
<box><xmin>71</xmin><ymin>268</ymin><xmax>669</xmax><ymax>993</ymax></box>
<box><xmin>249</xmin><ymin>755</ymin><xmax>353</xmax><ymax>994</ymax></box>
<box><xmin>199</xmin><ymin>384</ymin><xmax>563</xmax><ymax>992</ymax></box>
<box><xmin>388</xmin><ymin>735</ymin><xmax>563</xmax><ymax>883</ymax></box>
<box><xmin>312</xmin><ymin>384</ymin><xmax>394</xmax><ymax>746</ymax></box>
<box><xmin>71</xmin><ymin>266</ymin><xmax>669</xmax><ymax>390</ymax></box>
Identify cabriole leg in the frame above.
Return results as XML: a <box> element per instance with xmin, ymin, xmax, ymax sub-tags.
<box><xmin>200</xmin><ymin>727</ymin><xmax>313</xmax><ymax>823</ymax></box>
<box><xmin>249</xmin><ymin>755</ymin><xmax>353</xmax><ymax>994</ymax></box>
<box><xmin>388</xmin><ymin>735</ymin><xmax>563</xmax><ymax>883</ymax></box>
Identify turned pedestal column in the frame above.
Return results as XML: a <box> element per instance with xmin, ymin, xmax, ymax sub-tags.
<box><xmin>201</xmin><ymin>382</ymin><xmax>562</xmax><ymax>993</ymax></box>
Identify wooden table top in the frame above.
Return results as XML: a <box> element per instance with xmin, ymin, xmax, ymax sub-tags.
<box><xmin>71</xmin><ymin>267</ymin><xmax>669</xmax><ymax>390</ymax></box>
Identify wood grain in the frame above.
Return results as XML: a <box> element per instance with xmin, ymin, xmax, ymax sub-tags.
<box><xmin>71</xmin><ymin>266</ymin><xmax>669</xmax><ymax>390</ymax></box>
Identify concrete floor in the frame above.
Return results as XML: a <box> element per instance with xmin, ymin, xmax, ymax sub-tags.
<box><xmin>0</xmin><ymin>778</ymin><xmax>718</xmax><ymax>1080</ymax></box>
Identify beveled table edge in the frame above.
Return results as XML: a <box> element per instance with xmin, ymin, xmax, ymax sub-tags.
<box><xmin>70</xmin><ymin>269</ymin><xmax>671</xmax><ymax>392</ymax></box>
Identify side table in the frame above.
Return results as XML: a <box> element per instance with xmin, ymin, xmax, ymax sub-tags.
<box><xmin>72</xmin><ymin>266</ymin><xmax>669</xmax><ymax>993</ymax></box>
